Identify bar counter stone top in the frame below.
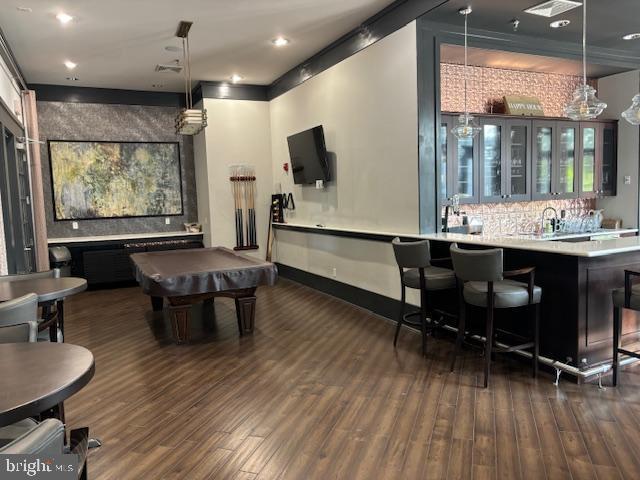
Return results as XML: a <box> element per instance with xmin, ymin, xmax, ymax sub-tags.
<box><xmin>273</xmin><ymin>222</ymin><xmax>639</xmax><ymax>257</ymax></box>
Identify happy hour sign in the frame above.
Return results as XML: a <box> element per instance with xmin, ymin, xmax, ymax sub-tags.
<box><xmin>503</xmin><ymin>95</ymin><xmax>545</xmax><ymax>116</ymax></box>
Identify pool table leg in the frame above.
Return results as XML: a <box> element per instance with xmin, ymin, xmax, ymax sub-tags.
<box><xmin>167</xmin><ymin>301</ymin><xmax>191</xmax><ymax>344</ymax></box>
<box><xmin>235</xmin><ymin>295</ymin><xmax>256</xmax><ymax>336</ymax></box>
<box><xmin>151</xmin><ymin>296</ymin><xmax>164</xmax><ymax>312</ymax></box>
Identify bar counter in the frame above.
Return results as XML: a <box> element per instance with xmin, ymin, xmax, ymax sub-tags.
<box><xmin>274</xmin><ymin>222</ymin><xmax>640</xmax><ymax>379</ymax></box>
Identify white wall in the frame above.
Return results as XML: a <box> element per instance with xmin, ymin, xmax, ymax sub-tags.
<box><xmin>194</xmin><ymin>98</ymin><xmax>272</xmax><ymax>258</ymax></box>
<box><xmin>270</xmin><ymin>22</ymin><xmax>419</xmax><ymax>300</ymax></box>
<box><xmin>598</xmin><ymin>70</ymin><xmax>640</xmax><ymax>229</ymax></box>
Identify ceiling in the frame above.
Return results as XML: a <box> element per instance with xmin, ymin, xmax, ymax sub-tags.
<box><xmin>440</xmin><ymin>44</ymin><xmax>629</xmax><ymax>78</ymax></box>
<box><xmin>2</xmin><ymin>0</ymin><xmax>639</xmax><ymax>93</ymax></box>
<box><xmin>426</xmin><ymin>0</ymin><xmax>640</xmax><ymax>55</ymax></box>
<box><xmin>0</xmin><ymin>0</ymin><xmax>396</xmax><ymax>92</ymax></box>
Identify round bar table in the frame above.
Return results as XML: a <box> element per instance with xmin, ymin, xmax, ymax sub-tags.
<box><xmin>0</xmin><ymin>342</ymin><xmax>95</xmax><ymax>427</ymax></box>
<box><xmin>0</xmin><ymin>277</ymin><xmax>87</xmax><ymax>339</ymax></box>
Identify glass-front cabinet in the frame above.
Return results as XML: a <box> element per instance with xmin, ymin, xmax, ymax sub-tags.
<box><xmin>599</xmin><ymin>122</ymin><xmax>617</xmax><ymax>196</ymax></box>
<box><xmin>440</xmin><ymin>113</ymin><xmax>616</xmax><ymax>206</ymax></box>
<box><xmin>479</xmin><ymin>118</ymin><xmax>531</xmax><ymax>202</ymax></box>
<box><xmin>580</xmin><ymin>124</ymin><xmax>597</xmax><ymax>196</ymax></box>
<box><xmin>532</xmin><ymin>120</ymin><xmax>578</xmax><ymax>200</ymax></box>
<box><xmin>507</xmin><ymin>120</ymin><xmax>531</xmax><ymax>201</ymax></box>
<box><xmin>578</xmin><ymin>121</ymin><xmax>618</xmax><ymax>198</ymax></box>
<box><xmin>441</xmin><ymin>115</ymin><xmax>478</xmax><ymax>204</ymax></box>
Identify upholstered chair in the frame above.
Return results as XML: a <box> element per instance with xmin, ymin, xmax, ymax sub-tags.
<box><xmin>0</xmin><ymin>418</ymin><xmax>89</xmax><ymax>480</ymax></box>
<box><xmin>449</xmin><ymin>244</ymin><xmax>542</xmax><ymax>388</ymax></box>
<box><xmin>0</xmin><ymin>293</ymin><xmax>39</xmax><ymax>343</ymax></box>
<box><xmin>391</xmin><ymin>237</ymin><xmax>456</xmax><ymax>355</ymax></box>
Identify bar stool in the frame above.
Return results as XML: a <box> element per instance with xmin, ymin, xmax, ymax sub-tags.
<box><xmin>612</xmin><ymin>270</ymin><xmax>640</xmax><ymax>386</ymax></box>
<box><xmin>391</xmin><ymin>237</ymin><xmax>456</xmax><ymax>355</ymax></box>
<box><xmin>449</xmin><ymin>244</ymin><xmax>541</xmax><ymax>388</ymax></box>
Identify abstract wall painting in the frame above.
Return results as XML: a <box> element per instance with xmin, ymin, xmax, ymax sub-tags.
<box><xmin>48</xmin><ymin>140</ymin><xmax>183</xmax><ymax>220</ymax></box>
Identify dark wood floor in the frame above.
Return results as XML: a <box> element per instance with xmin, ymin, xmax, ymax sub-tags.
<box><xmin>63</xmin><ymin>279</ymin><xmax>640</xmax><ymax>480</ymax></box>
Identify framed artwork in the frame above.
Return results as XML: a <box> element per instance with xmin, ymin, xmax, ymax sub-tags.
<box><xmin>48</xmin><ymin>140</ymin><xmax>183</xmax><ymax>221</ymax></box>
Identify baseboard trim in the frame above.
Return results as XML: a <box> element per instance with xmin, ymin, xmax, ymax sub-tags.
<box><xmin>275</xmin><ymin>262</ymin><xmax>402</xmax><ymax>321</ymax></box>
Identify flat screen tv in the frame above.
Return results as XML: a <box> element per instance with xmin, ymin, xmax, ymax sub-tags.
<box><xmin>287</xmin><ymin>126</ymin><xmax>330</xmax><ymax>184</ymax></box>
<box><xmin>48</xmin><ymin>140</ymin><xmax>183</xmax><ymax>220</ymax></box>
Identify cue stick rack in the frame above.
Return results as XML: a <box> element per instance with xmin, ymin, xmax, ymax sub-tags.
<box><xmin>230</xmin><ymin>165</ymin><xmax>259</xmax><ymax>251</ymax></box>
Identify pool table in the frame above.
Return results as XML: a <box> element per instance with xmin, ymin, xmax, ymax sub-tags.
<box><xmin>130</xmin><ymin>247</ymin><xmax>278</xmax><ymax>343</ymax></box>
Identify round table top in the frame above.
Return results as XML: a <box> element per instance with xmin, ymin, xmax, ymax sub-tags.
<box><xmin>0</xmin><ymin>277</ymin><xmax>87</xmax><ymax>303</ymax></box>
<box><xmin>0</xmin><ymin>343</ymin><xmax>95</xmax><ymax>427</ymax></box>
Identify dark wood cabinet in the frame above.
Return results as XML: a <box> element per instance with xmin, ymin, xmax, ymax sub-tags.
<box><xmin>532</xmin><ymin>120</ymin><xmax>579</xmax><ymax>200</ymax></box>
<box><xmin>50</xmin><ymin>234</ymin><xmax>204</xmax><ymax>287</ymax></box>
<box><xmin>441</xmin><ymin>115</ymin><xmax>479</xmax><ymax>204</ymax></box>
<box><xmin>441</xmin><ymin>112</ymin><xmax>617</xmax><ymax>206</ymax></box>
<box><xmin>578</xmin><ymin>121</ymin><xmax>618</xmax><ymax>198</ymax></box>
<box><xmin>599</xmin><ymin>122</ymin><xmax>618</xmax><ymax>197</ymax></box>
<box><xmin>478</xmin><ymin>118</ymin><xmax>532</xmax><ymax>203</ymax></box>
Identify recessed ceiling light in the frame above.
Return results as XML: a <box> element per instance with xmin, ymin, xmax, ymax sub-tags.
<box><xmin>165</xmin><ymin>46</ymin><xmax>181</xmax><ymax>52</ymax></box>
<box><xmin>56</xmin><ymin>12</ymin><xmax>73</xmax><ymax>24</ymax></box>
<box><xmin>64</xmin><ymin>60</ymin><xmax>77</xmax><ymax>70</ymax></box>
<box><xmin>66</xmin><ymin>77</ymin><xmax>79</xmax><ymax>81</ymax></box>
<box><xmin>550</xmin><ymin>19</ymin><xmax>571</xmax><ymax>28</ymax></box>
<box><xmin>16</xmin><ymin>7</ymin><xmax>32</xmax><ymax>13</ymax></box>
<box><xmin>230</xmin><ymin>74</ymin><xmax>244</xmax><ymax>83</ymax></box>
<box><xmin>623</xmin><ymin>33</ymin><xmax>640</xmax><ymax>41</ymax></box>
<box><xmin>272</xmin><ymin>37</ymin><xmax>290</xmax><ymax>47</ymax></box>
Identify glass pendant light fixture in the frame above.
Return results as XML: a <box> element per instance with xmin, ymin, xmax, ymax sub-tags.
<box><xmin>451</xmin><ymin>6</ymin><xmax>480</xmax><ymax>139</ymax></box>
<box><xmin>564</xmin><ymin>0</ymin><xmax>606</xmax><ymax>120</ymax></box>
<box><xmin>622</xmin><ymin>94</ymin><xmax>640</xmax><ymax>125</ymax></box>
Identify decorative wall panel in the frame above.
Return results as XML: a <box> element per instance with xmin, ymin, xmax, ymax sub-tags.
<box><xmin>444</xmin><ymin>198</ymin><xmax>597</xmax><ymax>236</ymax></box>
<box><xmin>37</xmin><ymin>101</ymin><xmax>197</xmax><ymax>238</ymax></box>
<box><xmin>441</xmin><ymin>63</ymin><xmax>596</xmax><ymax>117</ymax></box>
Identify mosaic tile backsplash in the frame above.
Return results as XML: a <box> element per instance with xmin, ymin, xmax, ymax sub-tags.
<box><xmin>443</xmin><ymin>199</ymin><xmax>597</xmax><ymax>236</ymax></box>
<box><xmin>441</xmin><ymin>63</ymin><xmax>596</xmax><ymax>117</ymax></box>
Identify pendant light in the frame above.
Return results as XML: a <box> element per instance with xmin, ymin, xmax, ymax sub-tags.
<box><xmin>175</xmin><ymin>21</ymin><xmax>208</xmax><ymax>135</ymax></box>
<box><xmin>564</xmin><ymin>0</ymin><xmax>606</xmax><ymax>120</ymax></box>
<box><xmin>622</xmin><ymin>94</ymin><xmax>640</xmax><ymax>125</ymax></box>
<box><xmin>451</xmin><ymin>6</ymin><xmax>481</xmax><ymax>139</ymax></box>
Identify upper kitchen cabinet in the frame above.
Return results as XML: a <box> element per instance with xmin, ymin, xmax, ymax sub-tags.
<box><xmin>479</xmin><ymin>118</ymin><xmax>531</xmax><ymax>203</ymax></box>
<box><xmin>441</xmin><ymin>113</ymin><xmax>617</xmax><ymax>206</ymax></box>
<box><xmin>532</xmin><ymin>120</ymin><xmax>579</xmax><ymax>200</ymax></box>
<box><xmin>441</xmin><ymin>114</ymin><xmax>479</xmax><ymax>204</ymax></box>
<box><xmin>599</xmin><ymin>122</ymin><xmax>617</xmax><ymax>197</ymax></box>
<box><xmin>578</xmin><ymin>121</ymin><xmax>618</xmax><ymax>198</ymax></box>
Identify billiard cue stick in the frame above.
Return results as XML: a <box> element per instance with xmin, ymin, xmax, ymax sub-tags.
<box><xmin>231</xmin><ymin>173</ymin><xmax>239</xmax><ymax>247</ymax></box>
<box><xmin>233</xmin><ymin>170</ymin><xmax>244</xmax><ymax>247</ymax></box>
<box><xmin>247</xmin><ymin>167</ymin><xmax>254</xmax><ymax>246</ymax></box>
<box><xmin>250</xmin><ymin>174</ymin><xmax>257</xmax><ymax>245</ymax></box>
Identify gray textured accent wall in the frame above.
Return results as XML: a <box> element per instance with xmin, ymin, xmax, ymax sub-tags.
<box><xmin>37</xmin><ymin>101</ymin><xmax>197</xmax><ymax>238</ymax></box>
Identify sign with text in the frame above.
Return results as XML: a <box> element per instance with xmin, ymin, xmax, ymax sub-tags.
<box><xmin>0</xmin><ymin>455</ymin><xmax>78</xmax><ymax>479</ymax></box>
<box><xmin>503</xmin><ymin>96</ymin><xmax>545</xmax><ymax>116</ymax></box>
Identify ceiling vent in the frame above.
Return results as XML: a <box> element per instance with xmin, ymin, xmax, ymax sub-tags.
<box><xmin>154</xmin><ymin>63</ymin><xmax>183</xmax><ymax>74</ymax></box>
<box><xmin>524</xmin><ymin>0</ymin><xmax>582</xmax><ymax>17</ymax></box>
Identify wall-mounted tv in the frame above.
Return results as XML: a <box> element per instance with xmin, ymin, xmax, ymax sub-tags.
<box><xmin>287</xmin><ymin>126</ymin><xmax>330</xmax><ymax>185</ymax></box>
<box><xmin>48</xmin><ymin>140</ymin><xmax>183</xmax><ymax>221</ymax></box>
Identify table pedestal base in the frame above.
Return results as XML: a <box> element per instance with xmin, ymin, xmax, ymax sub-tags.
<box><xmin>163</xmin><ymin>288</ymin><xmax>257</xmax><ymax>344</ymax></box>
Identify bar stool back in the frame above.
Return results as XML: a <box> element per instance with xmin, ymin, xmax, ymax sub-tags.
<box><xmin>612</xmin><ymin>270</ymin><xmax>640</xmax><ymax>386</ymax></box>
<box><xmin>450</xmin><ymin>244</ymin><xmax>541</xmax><ymax>388</ymax></box>
<box><xmin>391</xmin><ymin>238</ymin><xmax>456</xmax><ymax>355</ymax></box>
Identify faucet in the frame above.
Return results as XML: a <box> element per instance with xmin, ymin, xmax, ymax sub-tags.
<box><xmin>541</xmin><ymin>207</ymin><xmax>558</xmax><ymax>234</ymax></box>
<box><xmin>443</xmin><ymin>194</ymin><xmax>462</xmax><ymax>233</ymax></box>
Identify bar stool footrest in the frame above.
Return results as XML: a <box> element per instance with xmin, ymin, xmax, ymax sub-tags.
<box><xmin>496</xmin><ymin>341</ymin><xmax>534</xmax><ymax>353</ymax></box>
<box><xmin>618</xmin><ymin>348</ymin><xmax>640</xmax><ymax>359</ymax></box>
<box><xmin>402</xmin><ymin>311</ymin><xmax>438</xmax><ymax>331</ymax></box>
